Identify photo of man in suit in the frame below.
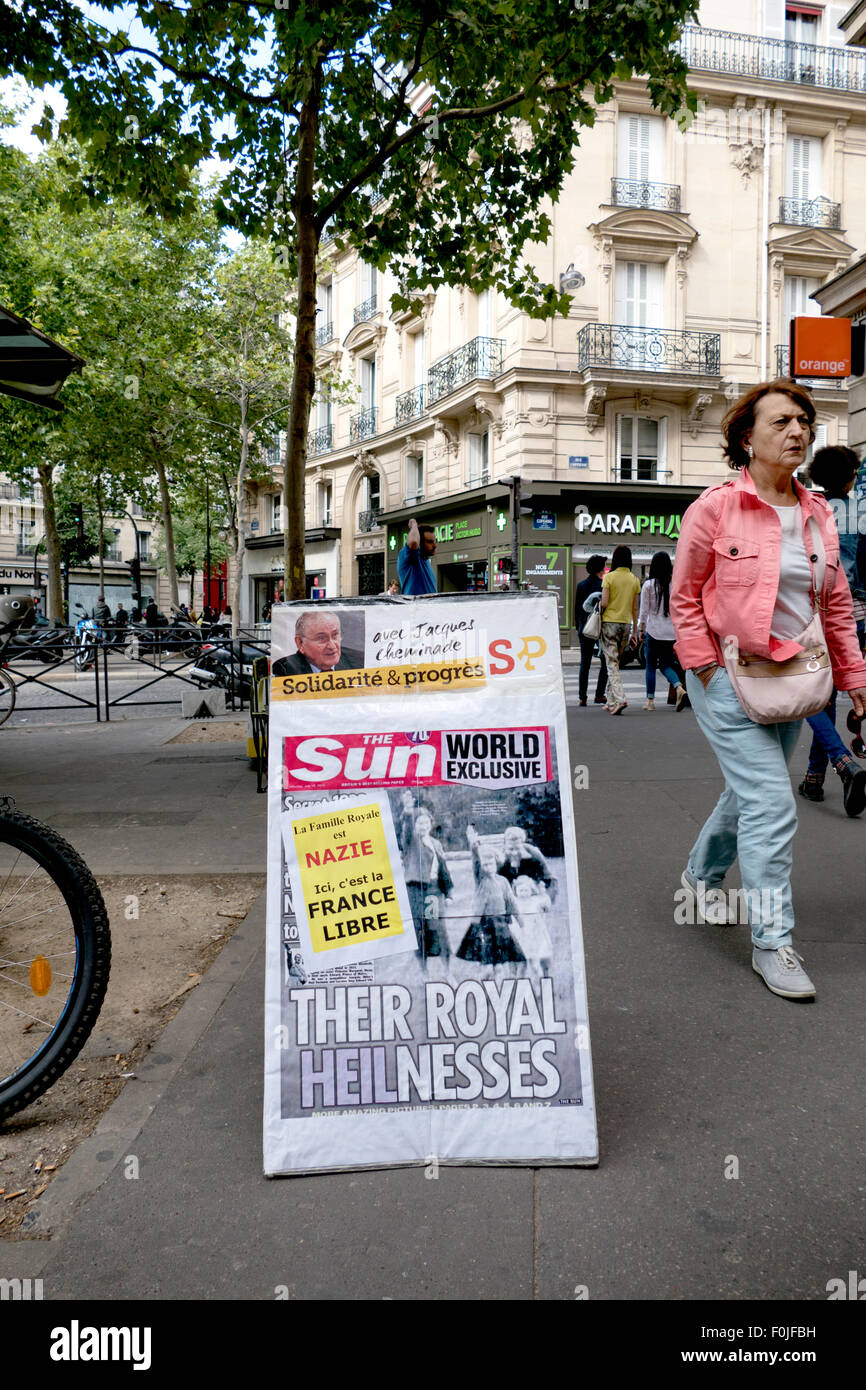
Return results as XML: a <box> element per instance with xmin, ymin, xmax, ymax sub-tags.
<box><xmin>271</xmin><ymin>610</ymin><xmax>360</xmax><ymax>676</ymax></box>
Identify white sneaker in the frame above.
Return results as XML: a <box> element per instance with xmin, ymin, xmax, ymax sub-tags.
<box><xmin>752</xmin><ymin>946</ymin><xmax>816</xmax><ymax>1000</ymax></box>
<box><xmin>644</xmin><ymin>699</ymin><xmax>655</xmax><ymax>710</ymax></box>
<box><xmin>680</xmin><ymin>870</ymin><xmax>730</xmax><ymax>926</ymax></box>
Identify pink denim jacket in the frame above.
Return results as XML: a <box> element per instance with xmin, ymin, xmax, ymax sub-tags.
<box><xmin>671</xmin><ymin>467</ymin><xmax>866</xmax><ymax>692</ymax></box>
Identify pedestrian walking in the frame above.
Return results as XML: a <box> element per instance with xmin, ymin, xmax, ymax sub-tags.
<box><xmin>575</xmin><ymin>554</ymin><xmax>608</xmax><ymax>706</ymax></box>
<box><xmin>671</xmin><ymin>380</ymin><xmax>866</xmax><ymax>1001</ymax></box>
<box><xmin>599</xmin><ymin>544</ymin><xmax>640</xmax><ymax>715</ymax></box>
<box><xmin>638</xmin><ymin>552</ymin><xmax>690</xmax><ymax>711</ymax></box>
<box><xmin>797</xmin><ymin>445</ymin><xmax>866</xmax><ymax>814</ymax></box>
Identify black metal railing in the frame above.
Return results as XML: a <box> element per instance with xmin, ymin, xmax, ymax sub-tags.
<box><xmin>395</xmin><ymin>384</ymin><xmax>425</xmax><ymax>425</ymax></box>
<box><xmin>774</xmin><ymin>345</ymin><xmax>845</xmax><ymax>390</ymax></box>
<box><xmin>778</xmin><ymin>196</ymin><xmax>841</xmax><ymax>229</ymax></box>
<box><xmin>353</xmin><ymin>294</ymin><xmax>378</xmax><ymax>324</ymax></box>
<box><xmin>357</xmin><ymin>509</ymin><xmax>383</xmax><ymax>532</ymax></box>
<box><xmin>611</xmin><ymin>178</ymin><xmax>681</xmax><ymax>211</ymax></box>
<box><xmin>105</xmin><ymin>548</ymin><xmax>123</xmax><ymax>562</ymax></box>
<box><xmin>466</xmin><ymin>471</ymin><xmax>490</xmax><ymax>488</ymax></box>
<box><xmin>403</xmin><ymin>491</ymin><xmax>425</xmax><ymax>506</ymax></box>
<box><xmin>308</xmin><ymin>424</ymin><xmax>333</xmax><ymax>456</ymax></box>
<box><xmin>576</xmin><ymin>323</ymin><xmax>721</xmax><ymax>375</ymax></box>
<box><xmin>349</xmin><ymin>407</ymin><xmax>378</xmax><ymax>442</ymax></box>
<box><xmin>316</xmin><ymin>320</ymin><xmax>334</xmax><ymax>346</ymax></box>
<box><xmin>427</xmin><ymin>336</ymin><xmax>505</xmax><ymax>405</ymax></box>
<box><xmin>677</xmin><ymin>24</ymin><xmax>866</xmax><ymax>93</ymax></box>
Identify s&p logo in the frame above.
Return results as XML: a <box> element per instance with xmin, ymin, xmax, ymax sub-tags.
<box><xmin>488</xmin><ymin>635</ymin><xmax>547</xmax><ymax>674</ymax></box>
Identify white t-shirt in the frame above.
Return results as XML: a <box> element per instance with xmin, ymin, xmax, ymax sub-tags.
<box><xmin>639</xmin><ymin>578</ymin><xmax>676</xmax><ymax>640</ymax></box>
<box><xmin>770</xmin><ymin>504</ymin><xmax>813</xmax><ymax>641</ymax></box>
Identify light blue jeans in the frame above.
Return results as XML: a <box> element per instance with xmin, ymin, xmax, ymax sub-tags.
<box><xmin>685</xmin><ymin>666</ymin><xmax>802</xmax><ymax>949</ymax></box>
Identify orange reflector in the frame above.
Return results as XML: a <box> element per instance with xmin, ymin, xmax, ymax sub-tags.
<box><xmin>30</xmin><ymin>955</ymin><xmax>51</xmax><ymax>996</ymax></box>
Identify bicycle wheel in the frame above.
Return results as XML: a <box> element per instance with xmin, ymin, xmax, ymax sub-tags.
<box><xmin>0</xmin><ymin>669</ymin><xmax>15</xmax><ymax>727</ymax></box>
<box><xmin>0</xmin><ymin>803</ymin><xmax>111</xmax><ymax>1120</ymax></box>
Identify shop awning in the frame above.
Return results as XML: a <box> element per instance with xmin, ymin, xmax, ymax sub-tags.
<box><xmin>0</xmin><ymin>304</ymin><xmax>84</xmax><ymax>411</ymax></box>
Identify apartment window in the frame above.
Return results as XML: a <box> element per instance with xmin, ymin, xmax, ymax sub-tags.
<box><xmin>615</xmin><ymin>261</ymin><xmax>664</xmax><ymax>328</ymax></box>
<box><xmin>786</xmin><ymin>135</ymin><xmax>821</xmax><ymax>200</ymax></box>
<box><xmin>317</xmin><ymin>280</ymin><xmax>332</xmax><ymax>324</ymax></box>
<box><xmin>785</xmin><ymin>7</ymin><xmax>821</xmax><ymax>47</ymax></box>
<box><xmin>359</xmin><ymin>260</ymin><xmax>376</xmax><ymax>304</ymax></box>
<box><xmin>17</xmin><ymin>519</ymin><xmax>35</xmax><ymax>551</ymax></box>
<box><xmin>784</xmin><ymin>275</ymin><xmax>822</xmax><ymax>326</ymax></box>
<box><xmin>138</xmin><ymin>532</ymin><xmax>151</xmax><ymax>561</ymax></box>
<box><xmin>477</xmin><ymin>288</ymin><xmax>491</xmax><ymax>339</ymax></box>
<box><xmin>616</xmin><ymin>415</ymin><xmax>667</xmax><ymax>482</ymax></box>
<box><xmin>412</xmin><ymin>329</ymin><xmax>425</xmax><ymax>387</ymax></box>
<box><xmin>364</xmin><ymin>474</ymin><xmax>381</xmax><ymax>513</ymax></box>
<box><xmin>272</xmin><ymin>494</ymin><xmax>282</xmax><ymax>532</ymax></box>
<box><xmin>316</xmin><ymin>389</ymin><xmax>333</xmax><ymax>430</ymax></box>
<box><xmin>318</xmin><ymin>482</ymin><xmax>333</xmax><ymax>527</ymax></box>
<box><xmin>405</xmin><ymin>453</ymin><xmax>424</xmax><ymax>503</ymax></box>
<box><xmin>467</xmin><ymin>431</ymin><xmax>489</xmax><ymax>485</ymax></box>
<box><xmin>617</xmin><ymin>114</ymin><xmax>664</xmax><ymax>183</ymax></box>
<box><xmin>360</xmin><ymin>355</ymin><xmax>376</xmax><ymax>410</ymax></box>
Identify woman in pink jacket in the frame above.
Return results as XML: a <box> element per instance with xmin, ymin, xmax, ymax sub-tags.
<box><xmin>671</xmin><ymin>381</ymin><xmax>866</xmax><ymax>1001</ymax></box>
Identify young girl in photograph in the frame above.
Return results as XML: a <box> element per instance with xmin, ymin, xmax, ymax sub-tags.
<box><xmin>511</xmin><ymin>875</ymin><xmax>554</xmax><ymax>977</ymax></box>
<box><xmin>456</xmin><ymin>825</ymin><xmax>526</xmax><ymax>968</ymax></box>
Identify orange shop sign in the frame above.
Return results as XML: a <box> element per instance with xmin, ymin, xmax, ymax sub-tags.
<box><xmin>789</xmin><ymin>317</ymin><xmax>852</xmax><ymax>379</ymax></box>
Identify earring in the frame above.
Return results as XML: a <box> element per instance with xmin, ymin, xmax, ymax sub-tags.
<box><xmin>746</xmin><ymin>444</ymin><xmax>753</xmax><ymax>459</ymax></box>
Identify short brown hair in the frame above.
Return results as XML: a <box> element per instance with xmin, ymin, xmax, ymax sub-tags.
<box><xmin>721</xmin><ymin>379</ymin><xmax>816</xmax><ymax>470</ymax></box>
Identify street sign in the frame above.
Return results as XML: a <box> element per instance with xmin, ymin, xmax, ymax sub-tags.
<box><xmin>568</xmin><ymin>456</ymin><xmax>589</xmax><ymax>469</ymax></box>
<box><xmin>533</xmin><ymin>510</ymin><xmax>556</xmax><ymax>530</ymax></box>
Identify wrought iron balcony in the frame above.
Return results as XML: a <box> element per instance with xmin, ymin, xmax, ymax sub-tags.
<box><xmin>353</xmin><ymin>294</ymin><xmax>378</xmax><ymax>324</ymax></box>
<box><xmin>105</xmin><ymin>547</ymin><xmax>123</xmax><ymax>562</ymax></box>
<box><xmin>576</xmin><ymin>323</ymin><xmax>721</xmax><ymax>375</ymax></box>
<box><xmin>395</xmin><ymin>384</ymin><xmax>425</xmax><ymax>425</ymax></box>
<box><xmin>774</xmin><ymin>345</ymin><xmax>845</xmax><ymax>390</ymax></box>
<box><xmin>357</xmin><ymin>509</ymin><xmax>383</xmax><ymax>532</ymax></box>
<box><xmin>427</xmin><ymin>336</ymin><xmax>505</xmax><ymax>406</ymax></box>
<box><xmin>349</xmin><ymin>407</ymin><xmax>378</xmax><ymax>442</ymax></box>
<box><xmin>316</xmin><ymin>320</ymin><xmax>335</xmax><ymax>346</ymax></box>
<box><xmin>778</xmin><ymin>196</ymin><xmax>841</xmax><ymax>229</ymax></box>
<box><xmin>610</xmin><ymin>178</ymin><xmax>681</xmax><ymax>212</ymax></box>
<box><xmin>677</xmin><ymin>24</ymin><xmax>866</xmax><ymax>93</ymax></box>
<box><xmin>308</xmin><ymin>424</ymin><xmax>333</xmax><ymax>456</ymax></box>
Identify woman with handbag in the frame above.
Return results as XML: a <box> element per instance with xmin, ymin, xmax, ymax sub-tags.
<box><xmin>599</xmin><ymin>544</ymin><xmax>641</xmax><ymax>715</ymax></box>
<box><xmin>671</xmin><ymin>381</ymin><xmax>866</xmax><ymax>1000</ymax></box>
<box><xmin>575</xmin><ymin>555</ymin><xmax>608</xmax><ymax>706</ymax></box>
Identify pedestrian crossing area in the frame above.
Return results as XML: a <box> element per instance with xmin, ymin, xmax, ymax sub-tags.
<box><xmin>562</xmin><ymin>667</ymin><xmax>672</xmax><ymax>706</ymax></box>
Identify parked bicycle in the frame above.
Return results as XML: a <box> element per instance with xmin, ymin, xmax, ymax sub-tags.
<box><xmin>0</xmin><ymin>595</ymin><xmax>111</xmax><ymax>1121</ymax></box>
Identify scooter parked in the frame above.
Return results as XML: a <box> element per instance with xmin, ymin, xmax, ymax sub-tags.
<box><xmin>190</xmin><ymin>637</ymin><xmax>258</xmax><ymax>700</ymax></box>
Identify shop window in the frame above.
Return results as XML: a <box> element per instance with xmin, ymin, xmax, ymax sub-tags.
<box><xmin>615</xmin><ymin>415</ymin><xmax>668</xmax><ymax>483</ymax></box>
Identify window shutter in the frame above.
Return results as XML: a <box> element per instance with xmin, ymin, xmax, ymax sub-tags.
<box><xmin>764</xmin><ymin>0</ymin><xmax>785</xmax><ymax>40</ymax></box>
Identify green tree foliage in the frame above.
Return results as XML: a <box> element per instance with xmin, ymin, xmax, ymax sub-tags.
<box><xmin>1</xmin><ymin>0</ymin><xmax>699</xmax><ymax>595</ymax></box>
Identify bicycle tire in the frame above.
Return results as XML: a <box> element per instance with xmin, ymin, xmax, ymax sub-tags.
<box><xmin>0</xmin><ymin>669</ymin><xmax>15</xmax><ymax>727</ymax></box>
<box><xmin>0</xmin><ymin>806</ymin><xmax>111</xmax><ymax>1120</ymax></box>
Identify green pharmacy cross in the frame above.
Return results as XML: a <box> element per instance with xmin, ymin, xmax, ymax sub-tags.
<box><xmin>496</xmin><ymin>512</ymin><xmax>508</xmax><ymax>532</ymax></box>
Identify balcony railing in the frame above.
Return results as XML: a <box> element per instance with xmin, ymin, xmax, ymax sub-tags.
<box><xmin>778</xmin><ymin>196</ymin><xmax>841</xmax><ymax>229</ymax></box>
<box><xmin>427</xmin><ymin>336</ymin><xmax>505</xmax><ymax>406</ymax></box>
<box><xmin>404</xmin><ymin>490</ymin><xmax>425</xmax><ymax>506</ymax></box>
<box><xmin>395</xmin><ymin>384</ymin><xmax>426</xmax><ymax>425</ymax></box>
<box><xmin>677</xmin><ymin>24</ymin><xmax>866</xmax><ymax>93</ymax></box>
<box><xmin>349</xmin><ymin>407</ymin><xmax>378</xmax><ymax>442</ymax></box>
<box><xmin>466</xmin><ymin>471</ymin><xmax>490</xmax><ymax>488</ymax></box>
<box><xmin>105</xmin><ymin>547</ymin><xmax>123</xmax><ymax>562</ymax></box>
<box><xmin>576</xmin><ymin>323</ymin><xmax>721</xmax><ymax>375</ymax></box>
<box><xmin>610</xmin><ymin>178</ymin><xmax>681</xmax><ymax>212</ymax></box>
<box><xmin>316</xmin><ymin>320</ymin><xmax>335</xmax><ymax>346</ymax></box>
<box><xmin>353</xmin><ymin>294</ymin><xmax>378</xmax><ymax>324</ymax></box>
<box><xmin>774</xmin><ymin>345</ymin><xmax>845</xmax><ymax>390</ymax></box>
<box><xmin>16</xmin><ymin>542</ymin><xmax>37</xmax><ymax>556</ymax></box>
<box><xmin>358</xmin><ymin>509</ymin><xmax>383</xmax><ymax>532</ymax></box>
<box><xmin>308</xmin><ymin>424</ymin><xmax>333</xmax><ymax>456</ymax></box>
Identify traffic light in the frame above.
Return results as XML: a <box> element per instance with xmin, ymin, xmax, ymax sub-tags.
<box><xmin>71</xmin><ymin>501</ymin><xmax>84</xmax><ymax>538</ymax></box>
<box><xmin>518</xmin><ymin>484</ymin><xmax>534</xmax><ymax>517</ymax></box>
<box><xmin>127</xmin><ymin>554</ymin><xmax>142</xmax><ymax>605</ymax></box>
<box><xmin>497</xmin><ymin>556</ymin><xmax>514</xmax><ymax>575</ymax></box>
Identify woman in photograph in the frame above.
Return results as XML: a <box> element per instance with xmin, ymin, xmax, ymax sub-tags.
<box><xmin>402</xmin><ymin>807</ymin><xmax>453</xmax><ymax>966</ymax></box>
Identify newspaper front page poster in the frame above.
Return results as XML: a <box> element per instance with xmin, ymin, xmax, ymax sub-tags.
<box><xmin>263</xmin><ymin>594</ymin><xmax>597</xmax><ymax>1173</ymax></box>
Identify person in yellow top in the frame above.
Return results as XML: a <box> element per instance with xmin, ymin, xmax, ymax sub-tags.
<box><xmin>600</xmin><ymin>545</ymin><xmax>641</xmax><ymax>714</ymax></box>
